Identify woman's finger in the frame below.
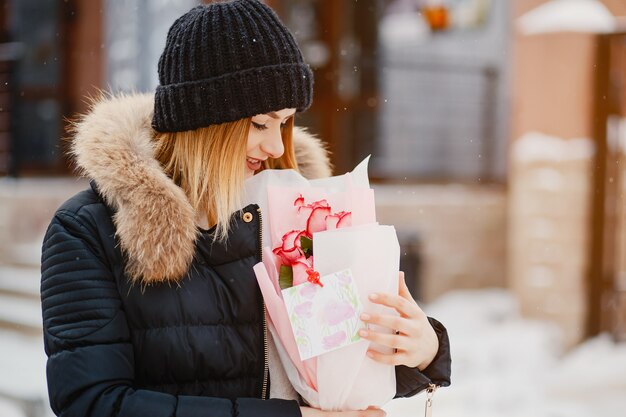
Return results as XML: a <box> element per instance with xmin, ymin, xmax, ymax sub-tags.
<box><xmin>360</xmin><ymin>312</ymin><xmax>414</xmax><ymax>335</ymax></box>
<box><xmin>368</xmin><ymin>292</ymin><xmax>421</xmax><ymax>318</ymax></box>
<box><xmin>301</xmin><ymin>407</ymin><xmax>386</xmax><ymax>417</ymax></box>
<box><xmin>398</xmin><ymin>271</ymin><xmax>413</xmax><ymax>301</ymax></box>
<box><xmin>359</xmin><ymin>328</ymin><xmax>409</xmax><ymax>351</ymax></box>
<box><xmin>366</xmin><ymin>347</ymin><xmax>405</xmax><ymax>366</ymax></box>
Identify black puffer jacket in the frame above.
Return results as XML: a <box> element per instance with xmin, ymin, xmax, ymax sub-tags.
<box><xmin>40</xmin><ymin>94</ymin><xmax>451</xmax><ymax>417</ymax></box>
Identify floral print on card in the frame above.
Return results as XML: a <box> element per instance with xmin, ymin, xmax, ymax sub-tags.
<box><xmin>282</xmin><ymin>268</ymin><xmax>365</xmax><ymax>360</ymax></box>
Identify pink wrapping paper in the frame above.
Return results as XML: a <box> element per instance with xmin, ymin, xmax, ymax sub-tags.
<box><xmin>244</xmin><ymin>157</ymin><xmax>399</xmax><ymax>410</ymax></box>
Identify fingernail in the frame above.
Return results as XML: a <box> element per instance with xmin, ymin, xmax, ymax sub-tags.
<box><xmin>369</xmin><ymin>293</ymin><xmax>379</xmax><ymax>300</ymax></box>
<box><xmin>359</xmin><ymin>329</ymin><xmax>369</xmax><ymax>337</ymax></box>
<box><xmin>360</xmin><ymin>313</ymin><xmax>370</xmax><ymax>321</ymax></box>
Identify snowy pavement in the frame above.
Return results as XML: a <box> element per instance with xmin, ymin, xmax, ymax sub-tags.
<box><xmin>383</xmin><ymin>289</ymin><xmax>626</xmax><ymax>417</ymax></box>
<box><xmin>0</xmin><ymin>329</ymin><xmax>50</xmax><ymax>417</ymax></box>
<box><xmin>0</xmin><ymin>266</ymin><xmax>42</xmax><ymax>335</ymax></box>
<box><xmin>1</xmin><ymin>287</ymin><xmax>624</xmax><ymax>417</ymax></box>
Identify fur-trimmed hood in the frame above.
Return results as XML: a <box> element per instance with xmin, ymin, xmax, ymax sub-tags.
<box><xmin>70</xmin><ymin>93</ymin><xmax>332</xmax><ymax>285</ymax></box>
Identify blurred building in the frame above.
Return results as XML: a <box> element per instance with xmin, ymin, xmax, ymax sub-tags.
<box><xmin>2</xmin><ymin>0</ymin><xmax>626</xmax><ymax>415</ymax></box>
<box><xmin>0</xmin><ymin>0</ymin><xmax>509</xmax><ymax>305</ymax></box>
<box><xmin>509</xmin><ymin>0</ymin><xmax>626</xmax><ymax>348</ymax></box>
<box><xmin>1</xmin><ymin>5</ymin><xmax>626</xmax><ymax>414</ymax></box>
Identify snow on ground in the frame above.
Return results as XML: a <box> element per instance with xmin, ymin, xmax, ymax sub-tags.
<box><xmin>0</xmin><ymin>328</ymin><xmax>52</xmax><ymax>417</ymax></box>
<box><xmin>512</xmin><ymin>132</ymin><xmax>595</xmax><ymax>163</ymax></box>
<box><xmin>1</xmin><ymin>288</ymin><xmax>625</xmax><ymax>417</ymax></box>
<box><xmin>383</xmin><ymin>288</ymin><xmax>626</xmax><ymax>417</ymax></box>
<box><xmin>517</xmin><ymin>0</ymin><xmax>616</xmax><ymax>35</ymax></box>
<box><xmin>0</xmin><ymin>330</ymin><xmax>48</xmax><ymax>401</ymax></box>
<box><xmin>0</xmin><ymin>398</ymin><xmax>26</xmax><ymax>417</ymax></box>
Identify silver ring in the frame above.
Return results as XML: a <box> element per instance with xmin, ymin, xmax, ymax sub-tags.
<box><xmin>394</xmin><ymin>330</ymin><xmax>400</xmax><ymax>353</ymax></box>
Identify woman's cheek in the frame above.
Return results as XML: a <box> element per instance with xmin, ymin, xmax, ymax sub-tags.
<box><xmin>246</xmin><ymin>131</ymin><xmax>262</xmax><ymax>152</ymax></box>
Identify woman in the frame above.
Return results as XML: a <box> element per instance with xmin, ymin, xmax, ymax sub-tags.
<box><xmin>40</xmin><ymin>1</ymin><xmax>451</xmax><ymax>416</ymax></box>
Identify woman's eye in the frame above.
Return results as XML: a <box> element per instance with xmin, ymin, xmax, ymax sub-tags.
<box><xmin>252</xmin><ymin>122</ymin><xmax>268</xmax><ymax>131</ymax></box>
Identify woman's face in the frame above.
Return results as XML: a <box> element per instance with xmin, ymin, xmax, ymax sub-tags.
<box><xmin>245</xmin><ymin>108</ymin><xmax>296</xmax><ymax>178</ymax></box>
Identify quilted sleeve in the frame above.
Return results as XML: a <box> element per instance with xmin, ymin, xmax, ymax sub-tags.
<box><xmin>41</xmin><ymin>209</ymin><xmax>301</xmax><ymax>417</ymax></box>
<box><xmin>394</xmin><ymin>317</ymin><xmax>452</xmax><ymax>398</ymax></box>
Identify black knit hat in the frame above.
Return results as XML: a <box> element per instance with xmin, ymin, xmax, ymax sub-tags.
<box><xmin>152</xmin><ymin>0</ymin><xmax>314</xmax><ymax>133</ymax></box>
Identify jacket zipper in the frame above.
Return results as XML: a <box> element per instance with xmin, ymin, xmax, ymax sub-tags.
<box><xmin>257</xmin><ymin>207</ymin><xmax>269</xmax><ymax>400</ymax></box>
<box><xmin>424</xmin><ymin>383</ymin><xmax>438</xmax><ymax>417</ymax></box>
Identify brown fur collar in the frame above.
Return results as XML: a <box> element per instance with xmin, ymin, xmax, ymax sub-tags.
<box><xmin>71</xmin><ymin>92</ymin><xmax>332</xmax><ymax>285</ymax></box>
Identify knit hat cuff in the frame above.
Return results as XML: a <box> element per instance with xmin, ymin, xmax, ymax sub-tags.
<box><xmin>152</xmin><ymin>62</ymin><xmax>313</xmax><ymax>133</ymax></box>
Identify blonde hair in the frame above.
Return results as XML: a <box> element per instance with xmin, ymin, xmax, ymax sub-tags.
<box><xmin>154</xmin><ymin>116</ymin><xmax>298</xmax><ymax>242</ymax></box>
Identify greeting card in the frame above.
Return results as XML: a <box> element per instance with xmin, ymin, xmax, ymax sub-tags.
<box><xmin>282</xmin><ymin>269</ymin><xmax>365</xmax><ymax>361</ymax></box>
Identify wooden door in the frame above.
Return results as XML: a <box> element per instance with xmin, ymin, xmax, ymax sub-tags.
<box><xmin>2</xmin><ymin>0</ymin><xmax>102</xmax><ymax>176</ymax></box>
<box><xmin>267</xmin><ymin>0</ymin><xmax>380</xmax><ymax>174</ymax></box>
<box><xmin>591</xmin><ymin>33</ymin><xmax>626</xmax><ymax>342</ymax></box>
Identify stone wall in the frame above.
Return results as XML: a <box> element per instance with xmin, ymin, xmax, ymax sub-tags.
<box><xmin>374</xmin><ymin>183</ymin><xmax>507</xmax><ymax>303</ymax></box>
<box><xmin>508</xmin><ymin>134</ymin><xmax>594</xmax><ymax>349</ymax></box>
<box><xmin>0</xmin><ymin>178</ymin><xmax>88</xmax><ymax>266</ymax></box>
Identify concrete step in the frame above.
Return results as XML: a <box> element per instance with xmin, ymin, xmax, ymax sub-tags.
<box><xmin>0</xmin><ymin>177</ymin><xmax>88</xmax><ymax>267</ymax></box>
<box><xmin>0</xmin><ymin>268</ymin><xmax>50</xmax><ymax>416</ymax></box>
<box><xmin>0</xmin><ymin>294</ymin><xmax>42</xmax><ymax>335</ymax></box>
<box><xmin>0</xmin><ymin>266</ymin><xmax>40</xmax><ymax>300</ymax></box>
<box><xmin>0</xmin><ymin>329</ymin><xmax>51</xmax><ymax>417</ymax></box>
<box><xmin>0</xmin><ymin>393</ymin><xmax>49</xmax><ymax>417</ymax></box>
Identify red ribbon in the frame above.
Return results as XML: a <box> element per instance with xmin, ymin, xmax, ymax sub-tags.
<box><xmin>306</xmin><ymin>269</ymin><xmax>324</xmax><ymax>287</ymax></box>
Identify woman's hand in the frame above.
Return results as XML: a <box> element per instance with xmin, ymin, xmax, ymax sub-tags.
<box><xmin>358</xmin><ymin>271</ymin><xmax>439</xmax><ymax>370</ymax></box>
<box><xmin>300</xmin><ymin>406</ymin><xmax>386</xmax><ymax>417</ymax></box>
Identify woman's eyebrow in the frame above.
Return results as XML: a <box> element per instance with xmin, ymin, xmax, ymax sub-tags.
<box><xmin>267</xmin><ymin>110</ymin><xmax>296</xmax><ymax>119</ymax></box>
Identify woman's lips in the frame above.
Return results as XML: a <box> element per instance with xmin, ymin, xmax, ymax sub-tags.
<box><xmin>247</xmin><ymin>157</ymin><xmax>263</xmax><ymax>171</ymax></box>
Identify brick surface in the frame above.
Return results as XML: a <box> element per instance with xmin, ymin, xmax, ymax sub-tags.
<box><xmin>374</xmin><ymin>184</ymin><xmax>507</xmax><ymax>302</ymax></box>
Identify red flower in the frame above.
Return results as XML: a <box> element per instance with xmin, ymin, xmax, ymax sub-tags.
<box><xmin>297</xmin><ymin>199</ymin><xmax>329</xmax><ymax>223</ymax></box>
<box><xmin>273</xmin><ymin>246</ymin><xmax>302</xmax><ymax>265</ymax></box>
<box><xmin>292</xmin><ymin>256</ymin><xmax>313</xmax><ymax>286</ymax></box>
<box><xmin>273</xmin><ymin>195</ymin><xmax>352</xmax><ymax>289</ymax></box>
<box><xmin>310</xmin><ymin>199</ymin><xmax>330</xmax><ymax>209</ymax></box>
<box><xmin>325</xmin><ymin>211</ymin><xmax>352</xmax><ymax>230</ymax></box>
<box><xmin>273</xmin><ymin>229</ymin><xmax>306</xmax><ymax>265</ymax></box>
<box><xmin>306</xmin><ymin>206</ymin><xmax>331</xmax><ymax>236</ymax></box>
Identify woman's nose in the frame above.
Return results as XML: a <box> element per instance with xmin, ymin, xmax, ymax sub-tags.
<box><xmin>260</xmin><ymin>128</ymin><xmax>285</xmax><ymax>159</ymax></box>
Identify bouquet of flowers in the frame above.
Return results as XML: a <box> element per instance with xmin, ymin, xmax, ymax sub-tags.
<box><xmin>243</xmin><ymin>158</ymin><xmax>400</xmax><ymax>411</ymax></box>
